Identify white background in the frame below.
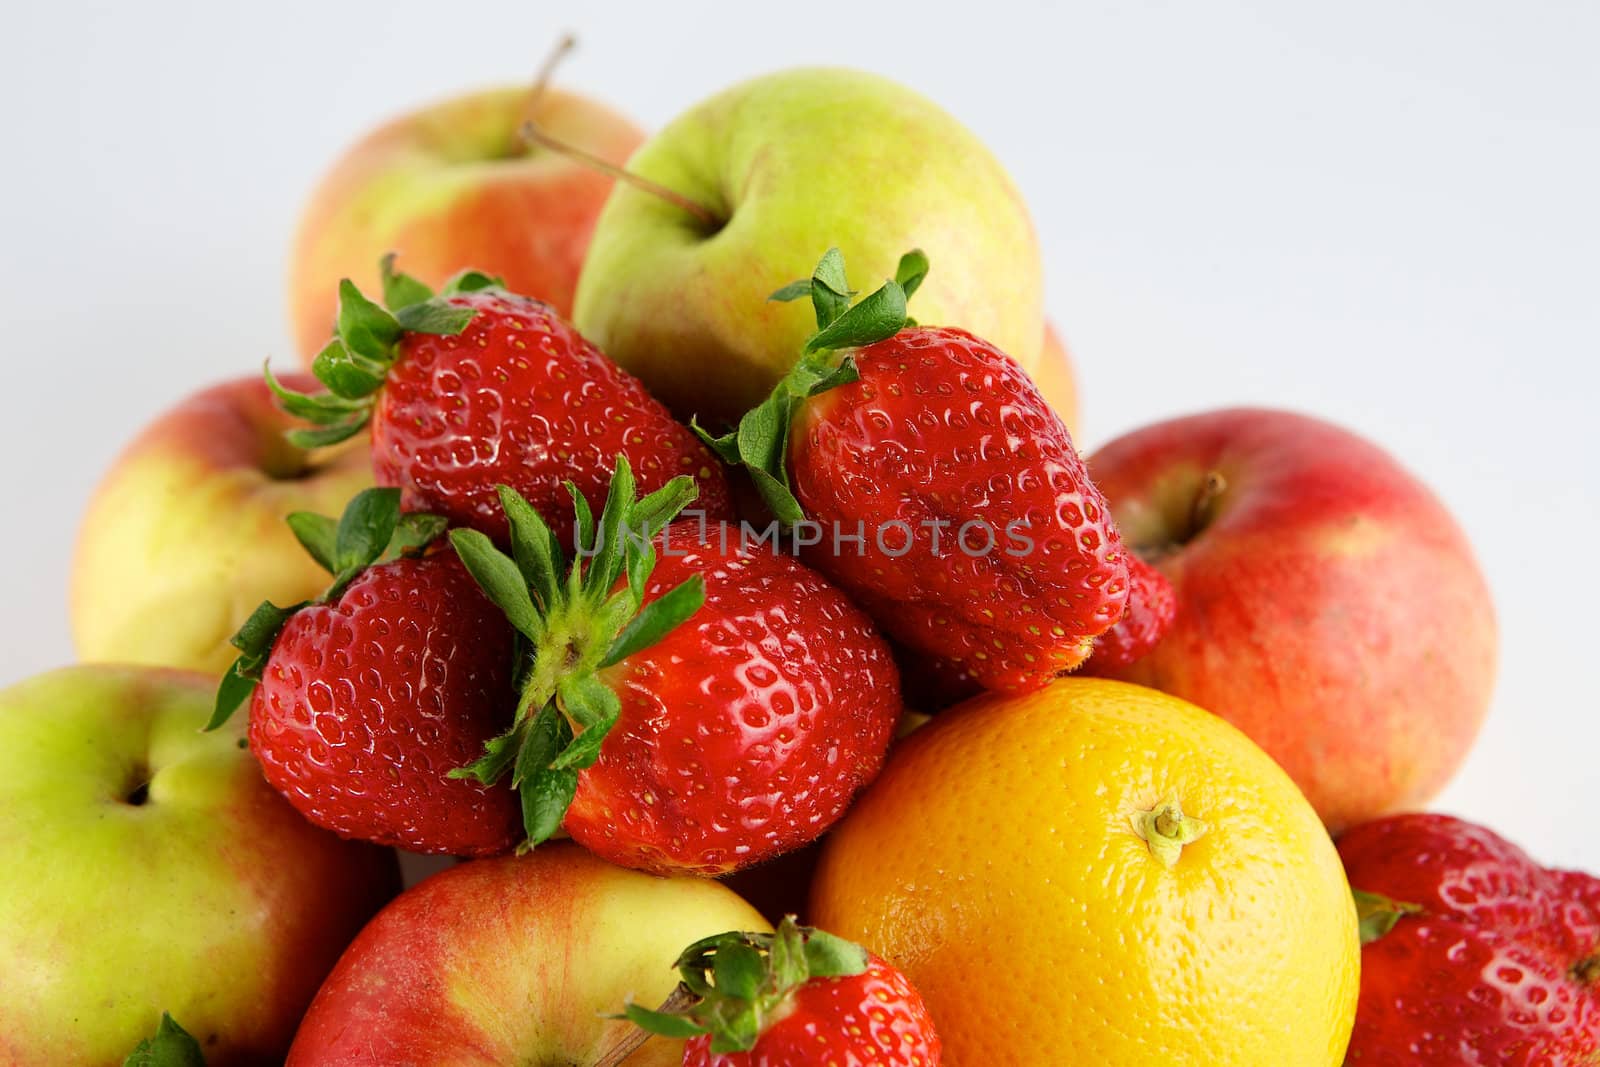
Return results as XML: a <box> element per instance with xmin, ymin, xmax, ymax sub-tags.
<box><xmin>3</xmin><ymin>1</ymin><xmax>1595</xmax><ymax>868</ymax></box>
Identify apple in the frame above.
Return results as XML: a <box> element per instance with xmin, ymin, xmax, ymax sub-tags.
<box><xmin>572</xmin><ymin>66</ymin><xmax>1045</xmax><ymax>423</ymax></box>
<box><xmin>289</xmin><ymin>84</ymin><xmax>644</xmax><ymax>361</ymax></box>
<box><xmin>1036</xmin><ymin>320</ymin><xmax>1080</xmax><ymax>436</ymax></box>
<box><xmin>0</xmin><ymin>665</ymin><xmax>399</xmax><ymax>1065</ymax></box>
<box><xmin>71</xmin><ymin>373</ymin><xmax>373</xmax><ymax>676</ymax></box>
<box><xmin>288</xmin><ymin>844</ymin><xmax>769</xmax><ymax>1065</ymax></box>
<box><xmin>1086</xmin><ymin>408</ymin><xmax>1496</xmax><ymax>830</ymax></box>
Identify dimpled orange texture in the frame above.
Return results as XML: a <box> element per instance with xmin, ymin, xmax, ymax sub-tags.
<box><xmin>810</xmin><ymin>677</ymin><xmax>1359</xmax><ymax>1067</ymax></box>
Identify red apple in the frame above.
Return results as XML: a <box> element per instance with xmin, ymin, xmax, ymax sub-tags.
<box><xmin>0</xmin><ymin>665</ymin><xmax>398</xmax><ymax>1065</ymax></box>
<box><xmin>1086</xmin><ymin>408</ymin><xmax>1496</xmax><ymax>830</ymax></box>
<box><xmin>72</xmin><ymin>373</ymin><xmax>373</xmax><ymax>675</ymax></box>
<box><xmin>288</xmin><ymin>84</ymin><xmax>644</xmax><ymax>362</ymax></box>
<box><xmin>288</xmin><ymin>844</ymin><xmax>769</xmax><ymax>1065</ymax></box>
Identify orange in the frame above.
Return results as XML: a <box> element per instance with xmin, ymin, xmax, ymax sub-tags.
<box><xmin>810</xmin><ymin>678</ymin><xmax>1359</xmax><ymax>1066</ymax></box>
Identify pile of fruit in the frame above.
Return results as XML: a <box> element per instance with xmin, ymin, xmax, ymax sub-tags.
<box><xmin>8</xmin><ymin>56</ymin><xmax>1596</xmax><ymax>1067</ymax></box>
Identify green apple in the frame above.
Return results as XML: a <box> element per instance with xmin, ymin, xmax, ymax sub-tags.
<box><xmin>572</xmin><ymin>67</ymin><xmax>1046</xmax><ymax>422</ymax></box>
<box><xmin>0</xmin><ymin>665</ymin><xmax>400</xmax><ymax>1065</ymax></box>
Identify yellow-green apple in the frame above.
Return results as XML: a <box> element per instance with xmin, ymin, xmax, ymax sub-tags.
<box><xmin>1085</xmin><ymin>408</ymin><xmax>1497</xmax><ymax>830</ymax></box>
<box><xmin>289</xmin><ymin>85</ymin><xmax>643</xmax><ymax>361</ymax></box>
<box><xmin>572</xmin><ymin>67</ymin><xmax>1045</xmax><ymax>423</ymax></box>
<box><xmin>287</xmin><ymin>844</ymin><xmax>769</xmax><ymax>1065</ymax></box>
<box><xmin>71</xmin><ymin>373</ymin><xmax>373</xmax><ymax>675</ymax></box>
<box><xmin>0</xmin><ymin>665</ymin><xmax>399</xmax><ymax>1065</ymax></box>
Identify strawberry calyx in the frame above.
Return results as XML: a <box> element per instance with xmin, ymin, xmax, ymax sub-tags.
<box><xmin>622</xmin><ymin>915</ymin><xmax>870</xmax><ymax>1054</ymax></box>
<box><xmin>446</xmin><ymin>457</ymin><xmax>706</xmax><ymax>851</ymax></box>
<box><xmin>695</xmin><ymin>247</ymin><xmax>927</xmax><ymax>523</ymax></box>
<box><xmin>1352</xmin><ymin>888</ymin><xmax>1424</xmax><ymax>945</ymax></box>
<box><xmin>205</xmin><ymin>487</ymin><xmax>447</xmax><ymax>731</ymax></box>
<box><xmin>266</xmin><ymin>255</ymin><xmax>503</xmax><ymax>448</ymax></box>
<box><xmin>122</xmin><ymin>1012</ymin><xmax>206</xmax><ymax>1067</ymax></box>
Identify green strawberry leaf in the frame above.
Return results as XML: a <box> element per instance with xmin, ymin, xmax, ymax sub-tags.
<box><xmin>498</xmin><ymin>485</ymin><xmax>565</xmax><ymax>613</ymax></box>
<box><xmin>386</xmin><ymin>513</ymin><xmax>448</xmax><ymax>559</ymax></box>
<box><xmin>767</xmin><ymin>279</ymin><xmax>813</xmax><ymax>303</ymax></box>
<box><xmin>515</xmin><ymin>704</ymin><xmax>579</xmax><ymax>848</ymax></box>
<box><xmin>207</xmin><ymin>659</ymin><xmax>259</xmax><ymax>732</ymax></box>
<box><xmin>449</xmin><ymin>529</ymin><xmax>544</xmax><ymax>642</ymax></box>
<box><xmin>550</xmin><ymin>674</ymin><xmax>622</xmax><ymax>770</ymax></box>
<box><xmin>623</xmin><ymin>1001</ymin><xmax>705</xmax><ymax>1040</ymax></box>
<box><xmin>803</xmin><ymin>277</ymin><xmax>907</xmax><ymax>354</ymax></box>
<box><xmin>379</xmin><ymin>253</ymin><xmax>434</xmax><ymax>310</ymax></box>
<box><xmin>894</xmin><ymin>248</ymin><xmax>930</xmax><ymax>301</ymax></box>
<box><xmin>807</xmin><ymin>247</ymin><xmax>856</xmax><ymax>329</ymax></box>
<box><xmin>394</xmin><ymin>301</ymin><xmax>477</xmax><ymax>336</ymax></box>
<box><xmin>285</xmin><ymin>415</ymin><xmax>369</xmax><ymax>450</ymax></box>
<box><xmin>1353</xmin><ymin>889</ymin><xmax>1423</xmax><ymax>945</ymax></box>
<box><xmin>441</xmin><ymin>268</ymin><xmax>504</xmax><ymax>294</ymax></box>
<box><xmin>123</xmin><ymin>1012</ymin><xmax>206</xmax><ymax>1067</ymax></box>
<box><xmin>584</xmin><ymin>456</ymin><xmax>638</xmax><ymax>597</ymax></box>
<box><xmin>310</xmin><ymin>340</ymin><xmax>388</xmax><ymax>401</ymax></box>
<box><xmin>603</xmin><ymin>575</ymin><xmax>705</xmax><ymax>667</ymax></box>
<box><xmin>262</xmin><ymin>364</ymin><xmax>369</xmax><ymax>425</ymax></box>
<box><xmin>336</xmin><ymin>279</ymin><xmax>403</xmax><ymax>362</ymax></box>
<box><xmin>712</xmin><ymin>941</ymin><xmax>765</xmax><ymax>1001</ymax></box>
<box><xmin>801</xmin><ymin>928</ymin><xmax>869</xmax><ymax>977</ymax></box>
<box><xmin>448</xmin><ymin>717</ymin><xmax>526</xmax><ymax>786</ymax></box>
<box><xmin>567</xmin><ymin>483</ymin><xmax>596</xmax><ymax>561</ymax></box>
<box><xmin>285</xmin><ymin>511</ymin><xmax>339</xmax><ymax>574</ymax></box>
<box><xmin>333</xmin><ymin>488</ymin><xmax>402</xmax><ymax>577</ymax></box>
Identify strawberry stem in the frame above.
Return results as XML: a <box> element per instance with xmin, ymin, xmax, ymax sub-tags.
<box><xmin>448</xmin><ymin>458</ymin><xmax>707</xmax><ymax>850</ymax></box>
<box><xmin>1352</xmin><ymin>889</ymin><xmax>1423</xmax><ymax>944</ymax></box>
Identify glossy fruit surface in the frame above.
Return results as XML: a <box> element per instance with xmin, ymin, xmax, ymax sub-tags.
<box><xmin>565</xmin><ymin>524</ymin><xmax>903</xmax><ymax>874</ymax></box>
<box><xmin>1339</xmin><ymin>813</ymin><xmax>1600</xmax><ymax>1064</ymax></box>
<box><xmin>249</xmin><ymin>548</ymin><xmax>521</xmax><ymax>855</ymax></box>
<box><xmin>373</xmin><ymin>287</ymin><xmax>733</xmax><ymax>544</ymax></box>
<box><xmin>812</xmin><ymin>677</ymin><xmax>1359</xmax><ymax>1066</ymax></box>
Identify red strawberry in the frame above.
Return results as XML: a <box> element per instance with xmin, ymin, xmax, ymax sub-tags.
<box><xmin>700</xmin><ymin>248</ymin><xmax>1137</xmax><ymax>694</ymax></box>
<box><xmin>448</xmin><ymin>459</ymin><xmax>902</xmax><ymax>874</ymax></box>
<box><xmin>1081</xmin><ymin>552</ymin><xmax>1178</xmax><ymax>672</ymax></box>
<box><xmin>208</xmin><ymin>489</ymin><xmax>521</xmax><ymax>856</ymax></box>
<box><xmin>624</xmin><ymin>916</ymin><xmax>941</xmax><ymax>1066</ymax></box>
<box><xmin>268</xmin><ymin>257</ymin><xmax>732</xmax><ymax>546</ymax></box>
<box><xmin>1338</xmin><ymin>813</ymin><xmax>1600</xmax><ymax>1065</ymax></box>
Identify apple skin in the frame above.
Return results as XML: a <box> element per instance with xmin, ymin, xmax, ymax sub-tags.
<box><xmin>1086</xmin><ymin>408</ymin><xmax>1496</xmax><ymax>831</ymax></box>
<box><xmin>572</xmin><ymin>67</ymin><xmax>1044</xmax><ymax>423</ymax></box>
<box><xmin>289</xmin><ymin>85</ymin><xmax>644</xmax><ymax>361</ymax></box>
<box><xmin>71</xmin><ymin>373</ymin><xmax>373</xmax><ymax>676</ymax></box>
<box><xmin>0</xmin><ymin>665</ymin><xmax>399</xmax><ymax>1066</ymax></box>
<box><xmin>1036</xmin><ymin>320</ymin><xmax>1080</xmax><ymax>437</ymax></box>
<box><xmin>288</xmin><ymin>844</ymin><xmax>769</xmax><ymax>1066</ymax></box>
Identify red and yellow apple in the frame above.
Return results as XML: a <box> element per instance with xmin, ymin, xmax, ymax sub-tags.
<box><xmin>288</xmin><ymin>844</ymin><xmax>768</xmax><ymax>1065</ymax></box>
<box><xmin>1086</xmin><ymin>408</ymin><xmax>1497</xmax><ymax>830</ymax></box>
<box><xmin>71</xmin><ymin>373</ymin><xmax>373</xmax><ymax>676</ymax></box>
<box><xmin>289</xmin><ymin>84</ymin><xmax>643</xmax><ymax>361</ymax></box>
<box><xmin>572</xmin><ymin>67</ymin><xmax>1045</xmax><ymax>424</ymax></box>
<box><xmin>0</xmin><ymin>665</ymin><xmax>399</xmax><ymax>1065</ymax></box>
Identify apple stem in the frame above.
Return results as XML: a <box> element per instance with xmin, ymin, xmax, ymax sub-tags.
<box><xmin>1191</xmin><ymin>470</ymin><xmax>1228</xmax><ymax>532</ymax></box>
<box><xmin>511</xmin><ymin>32</ymin><xmax>578</xmax><ymax>155</ymax></box>
<box><xmin>592</xmin><ymin>985</ymin><xmax>698</xmax><ymax>1066</ymax></box>
<box><xmin>519</xmin><ymin>120</ymin><xmax>721</xmax><ymax>229</ymax></box>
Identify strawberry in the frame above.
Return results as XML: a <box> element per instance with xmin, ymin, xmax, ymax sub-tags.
<box><xmin>1081</xmin><ymin>553</ymin><xmax>1178</xmax><ymax>673</ymax></box>
<box><xmin>447</xmin><ymin>459</ymin><xmax>902</xmax><ymax>874</ymax></box>
<box><xmin>208</xmin><ymin>489</ymin><xmax>521</xmax><ymax>856</ymax></box>
<box><xmin>267</xmin><ymin>256</ymin><xmax>732</xmax><ymax>546</ymax></box>
<box><xmin>698</xmin><ymin>248</ymin><xmax>1135</xmax><ymax>693</ymax></box>
<box><xmin>623</xmin><ymin>916</ymin><xmax>941</xmax><ymax>1066</ymax></box>
<box><xmin>1338</xmin><ymin>813</ymin><xmax>1600</xmax><ymax>1064</ymax></box>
